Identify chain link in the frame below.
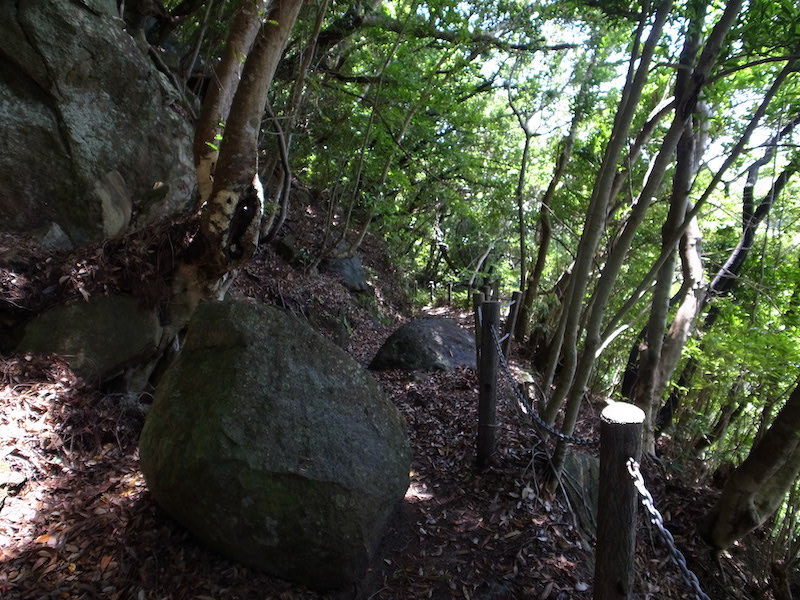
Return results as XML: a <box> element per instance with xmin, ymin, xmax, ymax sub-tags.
<box><xmin>489</xmin><ymin>325</ymin><xmax>599</xmax><ymax>447</ymax></box>
<box><xmin>627</xmin><ymin>459</ymin><xmax>711</xmax><ymax>600</ymax></box>
<box><xmin>482</xmin><ymin>311</ymin><xmax>706</xmax><ymax>599</ymax></box>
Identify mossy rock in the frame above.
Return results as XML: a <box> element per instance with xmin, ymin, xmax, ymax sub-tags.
<box><xmin>139</xmin><ymin>300</ymin><xmax>410</xmax><ymax>589</ymax></box>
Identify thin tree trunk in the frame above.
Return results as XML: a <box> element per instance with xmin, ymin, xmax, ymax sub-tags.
<box><xmin>174</xmin><ymin>0</ymin><xmax>304</xmax><ymax>327</ymax></box>
<box><xmin>516</xmin><ymin>133</ymin><xmax>532</xmax><ymax>291</ymax></box>
<box><xmin>601</xmin><ymin>60</ymin><xmax>799</xmax><ymax>340</ymax></box>
<box><xmin>193</xmin><ymin>0</ymin><xmax>264</xmax><ymax>206</ymax></box>
<box><xmin>693</xmin><ymin>378</ymin><xmax>746</xmax><ymax>455</ymax></box>
<box><xmin>548</xmin><ymin>0</ymin><xmax>742</xmax><ymax>473</ymax></box>
<box><xmin>543</xmin><ymin>0</ymin><xmax>674</xmax><ymax>425</ymax></box>
<box><xmin>656</xmin><ymin>164</ymin><xmax>798</xmax><ymax>429</ymax></box>
<box><xmin>633</xmin><ymin>1</ymin><xmax>706</xmax><ymax>448</ymax></box>
<box><xmin>261</xmin><ymin>0</ymin><xmax>331</xmax><ymax>243</ymax></box>
<box><xmin>516</xmin><ymin>49</ymin><xmax>598</xmax><ymax>341</ymax></box>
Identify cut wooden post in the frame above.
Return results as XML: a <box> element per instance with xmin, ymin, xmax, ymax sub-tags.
<box><xmin>447</xmin><ymin>282</ymin><xmax>453</xmax><ymax>305</ymax></box>
<box><xmin>476</xmin><ymin>300</ymin><xmax>500</xmax><ymax>468</ymax></box>
<box><xmin>472</xmin><ymin>291</ymin><xmax>485</xmax><ymax>367</ymax></box>
<box><xmin>594</xmin><ymin>402</ymin><xmax>644</xmax><ymax>600</ymax></box>
<box><xmin>502</xmin><ymin>291</ymin><xmax>522</xmax><ymax>357</ymax></box>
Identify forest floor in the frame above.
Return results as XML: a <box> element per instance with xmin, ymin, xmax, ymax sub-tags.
<box><xmin>0</xmin><ymin>203</ymin><xmax>785</xmax><ymax>599</ymax></box>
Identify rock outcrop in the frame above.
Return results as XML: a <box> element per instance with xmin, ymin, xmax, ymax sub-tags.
<box><xmin>0</xmin><ymin>0</ymin><xmax>195</xmax><ymax>246</ymax></box>
<box><xmin>139</xmin><ymin>300</ymin><xmax>410</xmax><ymax>589</ymax></box>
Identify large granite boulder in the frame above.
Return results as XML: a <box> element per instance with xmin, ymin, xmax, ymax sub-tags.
<box><xmin>0</xmin><ymin>0</ymin><xmax>195</xmax><ymax>246</ymax></box>
<box><xmin>17</xmin><ymin>295</ymin><xmax>162</xmax><ymax>382</ymax></box>
<box><xmin>139</xmin><ymin>300</ymin><xmax>410</xmax><ymax>589</ymax></box>
<box><xmin>370</xmin><ymin>317</ymin><xmax>476</xmax><ymax>371</ymax></box>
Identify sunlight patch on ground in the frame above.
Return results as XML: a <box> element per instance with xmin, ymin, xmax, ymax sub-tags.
<box><xmin>404</xmin><ymin>477</ymin><xmax>435</xmax><ymax>502</ymax></box>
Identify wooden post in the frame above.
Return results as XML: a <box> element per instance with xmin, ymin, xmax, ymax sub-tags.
<box><xmin>472</xmin><ymin>291</ymin><xmax>485</xmax><ymax>367</ymax></box>
<box><xmin>447</xmin><ymin>282</ymin><xmax>453</xmax><ymax>305</ymax></box>
<box><xmin>481</xmin><ymin>284</ymin><xmax>491</xmax><ymax>299</ymax></box>
<box><xmin>594</xmin><ymin>402</ymin><xmax>644</xmax><ymax>600</ymax></box>
<box><xmin>477</xmin><ymin>300</ymin><xmax>500</xmax><ymax>468</ymax></box>
<box><xmin>502</xmin><ymin>291</ymin><xmax>522</xmax><ymax>357</ymax></box>
<box><xmin>429</xmin><ymin>281</ymin><xmax>435</xmax><ymax>303</ymax></box>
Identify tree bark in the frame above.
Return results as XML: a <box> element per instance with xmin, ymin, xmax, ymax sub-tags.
<box><xmin>193</xmin><ymin>0</ymin><xmax>264</xmax><ymax>206</ymax></box>
<box><xmin>543</xmin><ymin>0</ymin><xmax>674</xmax><ymax>425</ymax></box>
<box><xmin>655</xmin><ymin>162</ymin><xmax>798</xmax><ymax>430</ymax></box>
<box><xmin>632</xmin><ymin>7</ymin><xmax>704</xmax><ymax>449</ymax></box>
<box><xmin>703</xmin><ymin>379</ymin><xmax>800</xmax><ymax>550</ymax></box>
<box><xmin>170</xmin><ymin>0</ymin><xmax>304</xmax><ymax>336</ymax></box>
<box><xmin>516</xmin><ymin>133</ymin><xmax>532</xmax><ymax>291</ymax></box>
<box><xmin>601</xmin><ymin>60</ymin><xmax>799</xmax><ymax>342</ymax></box>
<box><xmin>547</xmin><ymin>0</ymin><xmax>742</xmax><ymax>473</ymax></box>
<box><xmin>261</xmin><ymin>0</ymin><xmax>330</xmax><ymax>242</ymax></box>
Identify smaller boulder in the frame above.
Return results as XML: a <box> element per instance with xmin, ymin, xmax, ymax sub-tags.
<box><xmin>17</xmin><ymin>295</ymin><xmax>161</xmax><ymax>382</ymax></box>
<box><xmin>370</xmin><ymin>317</ymin><xmax>476</xmax><ymax>371</ymax></box>
<box><xmin>322</xmin><ymin>254</ymin><xmax>371</xmax><ymax>293</ymax></box>
<box><xmin>33</xmin><ymin>222</ymin><xmax>73</xmax><ymax>252</ymax></box>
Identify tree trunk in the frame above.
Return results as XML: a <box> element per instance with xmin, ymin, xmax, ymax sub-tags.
<box><xmin>516</xmin><ymin>48</ymin><xmax>598</xmax><ymax>341</ymax></box>
<box><xmin>193</xmin><ymin>0</ymin><xmax>264</xmax><ymax>206</ymax></box>
<box><xmin>702</xmin><ymin>379</ymin><xmax>800</xmax><ymax>550</ymax></box>
<box><xmin>516</xmin><ymin>133</ymin><xmax>532</xmax><ymax>292</ymax></box>
<box><xmin>543</xmin><ymin>0</ymin><xmax>674</xmax><ymax>425</ymax></box>
<box><xmin>632</xmin><ymin>7</ymin><xmax>708</xmax><ymax>449</ymax></box>
<box><xmin>655</xmin><ymin>159</ymin><xmax>798</xmax><ymax>430</ymax></box>
<box><xmin>170</xmin><ymin>0</ymin><xmax>304</xmax><ymax>337</ymax></box>
<box><xmin>547</xmin><ymin>0</ymin><xmax>742</xmax><ymax>473</ymax></box>
<box><xmin>692</xmin><ymin>377</ymin><xmax>745</xmax><ymax>455</ymax></box>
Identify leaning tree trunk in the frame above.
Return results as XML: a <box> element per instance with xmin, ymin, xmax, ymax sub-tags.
<box><xmin>632</xmin><ymin>49</ymin><xmax>706</xmax><ymax>452</ymax></box>
<box><xmin>193</xmin><ymin>0</ymin><xmax>264</xmax><ymax>206</ymax></box>
<box><xmin>542</xmin><ymin>0</ymin><xmax>674</xmax><ymax>424</ymax></box>
<box><xmin>547</xmin><ymin>0</ymin><xmax>742</xmax><ymax>475</ymax></box>
<box><xmin>702</xmin><ymin>379</ymin><xmax>800</xmax><ymax>550</ymax></box>
<box><xmin>170</xmin><ymin>0</ymin><xmax>304</xmax><ymax>338</ymax></box>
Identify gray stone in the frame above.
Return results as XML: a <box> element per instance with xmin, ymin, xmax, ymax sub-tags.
<box><xmin>563</xmin><ymin>451</ymin><xmax>599</xmax><ymax>537</ymax></box>
<box><xmin>96</xmin><ymin>170</ymin><xmax>133</xmax><ymax>238</ymax></box>
<box><xmin>322</xmin><ymin>254</ymin><xmax>371</xmax><ymax>293</ymax></box>
<box><xmin>17</xmin><ymin>295</ymin><xmax>162</xmax><ymax>382</ymax></box>
<box><xmin>0</xmin><ymin>0</ymin><xmax>195</xmax><ymax>245</ymax></box>
<box><xmin>370</xmin><ymin>317</ymin><xmax>476</xmax><ymax>371</ymax></box>
<box><xmin>139</xmin><ymin>300</ymin><xmax>410</xmax><ymax>590</ymax></box>
<box><xmin>34</xmin><ymin>222</ymin><xmax>73</xmax><ymax>252</ymax></box>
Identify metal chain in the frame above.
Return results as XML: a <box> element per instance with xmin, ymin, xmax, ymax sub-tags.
<box><xmin>482</xmin><ymin>309</ymin><xmax>705</xmax><ymax>598</ymax></box>
<box><xmin>627</xmin><ymin>459</ymin><xmax>711</xmax><ymax>600</ymax></box>
<box><xmin>489</xmin><ymin>325</ymin><xmax>599</xmax><ymax>447</ymax></box>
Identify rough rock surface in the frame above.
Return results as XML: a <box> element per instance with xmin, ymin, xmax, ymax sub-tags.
<box><xmin>322</xmin><ymin>254</ymin><xmax>371</xmax><ymax>293</ymax></box>
<box><xmin>563</xmin><ymin>451</ymin><xmax>599</xmax><ymax>537</ymax></box>
<box><xmin>17</xmin><ymin>295</ymin><xmax>162</xmax><ymax>382</ymax></box>
<box><xmin>370</xmin><ymin>317</ymin><xmax>477</xmax><ymax>371</ymax></box>
<box><xmin>0</xmin><ymin>0</ymin><xmax>194</xmax><ymax>245</ymax></box>
<box><xmin>139</xmin><ymin>300</ymin><xmax>410</xmax><ymax>590</ymax></box>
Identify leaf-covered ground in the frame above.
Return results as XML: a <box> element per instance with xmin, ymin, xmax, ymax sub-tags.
<box><xmin>0</xmin><ymin>209</ymin><xmax>788</xmax><ymax>599</ymax></box>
